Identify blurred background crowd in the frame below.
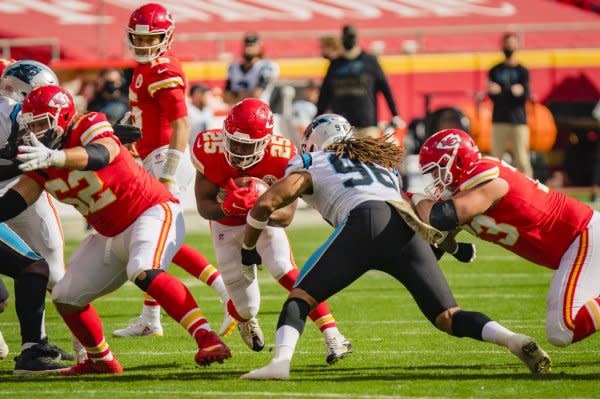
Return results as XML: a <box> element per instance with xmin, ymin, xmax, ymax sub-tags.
<box><xmin>2</xmin><ymin>0</ymin><xmax>599</xmax><ymax>205</ymax></box>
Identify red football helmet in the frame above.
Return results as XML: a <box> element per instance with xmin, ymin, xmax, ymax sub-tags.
<box><xmin>127</xmin><ymin>3</ymin><xmax>175</xmax><ymax>63</ymax></box>
<box><xmin>21</xmin><ymin>85</ymin><xmax>76</xmax><ymax>149</ymax></box>
<box><xmin>223</xmin><ymin>98</ymin><xmax>274</xmax><ymax>170</ymax></box>
<box><xmin>418</xmin><ymin>129</ymin><xmax>481</xmax><ymax>200</ymax></box>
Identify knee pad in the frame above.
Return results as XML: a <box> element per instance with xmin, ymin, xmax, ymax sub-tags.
<box><xmin>227</xmin><ymin>278</ymin><xmax>260</xmax><ymax>320</ymax></box>
<box><xmin>134</xmin><ymin>269</ymin><xmax>164</xmax><ymax>292</ymax></box>
<box><xmin>266</xmin><ymin>259</ymin><xmax>294</xmax><ymax>281</ymax></box>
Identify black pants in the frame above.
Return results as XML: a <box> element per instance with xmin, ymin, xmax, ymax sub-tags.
<box><xmin>295</xmin><ymin>201</ymin><xmax>457</xmax><ymax>324</ymax></box>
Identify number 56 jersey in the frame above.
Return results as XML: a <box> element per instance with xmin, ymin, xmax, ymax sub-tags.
<box><xmin>459</xmin><ymin>157</ymin><xmax>593</xmax><ymax>269</ymax></box>
<box><xmin>286</xmin><ymin>151</ymin><xmax>402</xmax><ymax>227</ymax></box>
<box><xmin>26</xmin><ymin>112</ymin><xmax>175</xmax><ymax>237</ymax></box>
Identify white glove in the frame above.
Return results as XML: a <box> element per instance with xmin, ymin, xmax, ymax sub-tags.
<box><xmin>17</xmin><ymin>133</ymin><xmax>66</xmax><ymax>172</ymax></box>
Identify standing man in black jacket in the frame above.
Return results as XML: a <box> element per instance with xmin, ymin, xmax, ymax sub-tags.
<box><xmin>488</xmin><ymin>33</ymin><xmax>533</xmax><ymax>177</ymax></box>
<box><xmin>317</xmin><ymin>25</ymin><xmax>403</xmax><ymax>138</ymax></box>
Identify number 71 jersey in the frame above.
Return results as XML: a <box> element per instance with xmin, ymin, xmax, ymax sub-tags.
<box><xmin>459</xmin><ymin>157</ymin><xmax>593</xmax><ymax>269</ymax></box>
<box><xmin>286</xmin><ymin>151</ymin><xmax>402</xmax><ymax>227</ymax></box>
<box><xmin>26</xmin><ymin>112</ymin><xmax>174</xmax><ymax>237</ymax></box>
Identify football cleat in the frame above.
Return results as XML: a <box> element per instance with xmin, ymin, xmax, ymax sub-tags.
<box><xmin>194</xmin><ymin>329</ymin><xmax>232</xmax><ymax>366</ymax></box>
<box><xmin>218</xmin><ymin>307</ymin><xmax>237</xmax><ymax>337</ymax></box>
<box><xmin>112</xmin><ymin>317</ymin><xmax>163</xmax><ymax>338</ymax></box>
<box><xmin>508</xmin><ymin>334</ymin><xmax>552</xmax><ymax>374</ymax></box>
<box><xmin>60</xmin><ymin>358</ymin><xmax>123</xmax><ymax>376</ymax></box>
<box><xmin>13</xmin><ymin>343</ymin><xmax>70</xmax><ymax>375</ymax></box>
<box><xmin>240</xmin><ymin>358</ymin><xmax>291</xmax><ymax>380</ymax></box>
<box><xmin>325</xmin><ymin>335</ymin><xmax>352</xmax><ymax>365</ymax></box>
<box><xmin>238</xmin><ymin>318</ymin><xmax>265</xmax><ymax>352</ymax></box>
<box><xmin>72</xmin><ymin>336</ymin><xmax>87</xmax><ymax>364</ymax></box>
<box><xmin>41</xmin><ymin>338</ymin><xmax>75</xmax><ymax>362</ymax></box>
<box><xmin>0</xmin><ymin>331</ymin><xmax>8</xmax><ymax>360</ymax></box>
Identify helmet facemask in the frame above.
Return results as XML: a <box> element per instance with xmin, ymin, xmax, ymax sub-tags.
<box><xmin>21</xmin><ymin>109</ymin><xmax>65</xmax><ymax>149</ymax></box>
<box><xmin>421</xmin><ymin>149</ymin><xmax>459</xmax><ymax>201</ymax></box>
<box><xmin>128</xmin><ymin>29</ymin><xmax>172</xmax><ymax>63</ymax></box>
<box><xmin>224</xmin><ymin>131</ymin><xmax>270</xmax><ymax>170</ymax></box>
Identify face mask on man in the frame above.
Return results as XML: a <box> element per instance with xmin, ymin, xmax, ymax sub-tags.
<box><xmin>503</xmin><ymin>47</ymin><xmax>514</xmax><ymax>59</ymax></box>
<box><xmin>342</xmin><ymin>34</ymin><xmax>356</xmax><ymax>51</ymax></box>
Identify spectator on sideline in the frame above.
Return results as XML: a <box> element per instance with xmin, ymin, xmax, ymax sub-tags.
<box><xmin>87</xmin><ymin>68</ymin><xmax>129</xmax><ymax>125</ymax></box>
<box><xmin>188</xmin><ymin>83</ymin><xmax>213</xmax><ymax>145</ymax></box>
<box><xmin>224</xmin><ymin>33</ymin><xmax>279</xmax><ymax>106</ymax></box>
<box><xmin>317</xmin><ymin>25</ymin><xmax>404</xmax><ymax>139</ymax></box>
<box><xmin>291</xmin><ymin>80</ymin><xmax>319</xmax><ymax>140</ymax></box>
<box><xmin>488</xmin><ymin>33</ymin><xmax>533</xmax><ymax>177</ymax></box>
<box><xmin>320</xmin><ymin>35</ymin><xmax>342</xmax><ymax>61</ymax></box>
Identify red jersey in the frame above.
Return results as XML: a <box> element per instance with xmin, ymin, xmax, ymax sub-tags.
<box><xmin>26</xmin><ymin>112</ymin><xmax>175</xmax><ymax>237</ymax></box>
<box><xmin>459</xmin><ymin>157</ymin><xmax>593</xmax><ymax>269</ymax></box>
<box><xmin>191</xmin><ymin>129</ymin><xmax>297</xmax><ymax>226</ymax></box>
<box><xmin>129</xmin><ymin>53</ymin><xmax>188</xmax><ymax>160</ymax></box>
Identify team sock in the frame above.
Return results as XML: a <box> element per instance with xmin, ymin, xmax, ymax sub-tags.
<box><xmin>272</xmin><ymin>298</ymin><xmax>310</xmax><ymax>362</ymax></box>
<box><xmin>15</xmin><ymin>272</ymin><xmax>47</xmax><ymax>345</ymax></box>
<box><xmin>451</xmin><ymin>310</ymin><xmax>493</xmax><ymax>341</ymax></box>
<box><xmin>277</xmin><ymin>268</ymin><xmax>337</xmax><ymax>332</ymax></box>
<box><xmin>59</xmin><ymin>304</ymin><xmax>113</xmax><ymax>361</ymax></box>
<box><xmin>573</xmin><ymin>298</ymin><xmax>600</xmax><ymax>343</ymax></box>
<box><xmin>145</xmin><ymin>272</ymin><xmax>211</xmax><ymax>341</ymax></box>
<box><xmin>481</xmin><ymin>321</ymin><xmax>515</xmax><ymax>346</ymax></box>
<box><xmin>173</xmin><ymin>244</ymin><xmax>229</xmax><ymax>302</ymax></box>
<box><xmin>226</xmin><ymin>299</ymin><xmax>249</xmax><ymax>322</ymax></box>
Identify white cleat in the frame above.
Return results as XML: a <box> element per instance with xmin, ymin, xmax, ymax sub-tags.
<box><xmin>218</xmin><ymin>307</ymin><xmax>237</xmax><ymax>337</ymax></box>
<box><xmin>238</xmin><ymin>317</ymin><xmax>265</xmax><ymax>351</ymax></box>
<box><xmin>112</xmin><ymin>317</ymin><xmax>163</xmax><ymax>338</ymax></box>
<box><xmin>325</xmin><ymin>335</ymin><xmax>352</xmax><ymax>365</ymax></box>
<box><xmin>0</xmin><ymin>331</ymin><xmax>8</xmax><ymax>360</ymax></box>
<box><xmin>240</xmin><ymin>358</ymin><xmax>290</xmax><ymax>380</ymax></box>
<box><xmin>72</xmin><ymin>336</ymin><xmax>87</xmax><ymax>364</ymax></box>
<box><xmin>508</xmin><ymin>334</ymin><xmax>552</xmax><ymax>374</ymax></box>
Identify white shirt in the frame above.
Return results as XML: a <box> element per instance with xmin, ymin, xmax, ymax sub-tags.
<box><xmin>286</xmin><ymin>151</ymin><xmax>403</xmax><ymax>227</ymax></box>
<box><xmin>292</xmin><ymin>99</ymin><xmax>317</xmax><ymax>130</ymax></box>
<box><xmin>0</xmin><ymin>95</ymin><xmax>21</xmax><ymax>191</ymax></box>
<box><xmin>226</xmin><ymin>60</ymin><xmax>279</xmax><ymax>103</ymax></box>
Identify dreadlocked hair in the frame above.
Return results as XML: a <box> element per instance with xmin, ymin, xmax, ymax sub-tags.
<box><xmin>327</xmin><ymin>133</ymin><xmax>403</xmax><ymax>169</ymax></box>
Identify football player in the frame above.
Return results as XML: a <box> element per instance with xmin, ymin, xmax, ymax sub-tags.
<box><xmin>0</xmin><ymin>85</ymin><xmax>230</xmax><ymax>375</ymax></box>
<box><xmin>192</xmin><ymin>99</ymin><xmax>351</xmax><ymax>364</ymax></box>
<box><xmin>414</xmin><ymin>128</ymin><xmax>600</xmax><ymax>348</ymax></box>
<box><xmin>239</xmin><ymin>114</ymin><xmax>550</xmax><ymax>380</ymax></box>
<box><xmin>0</xmin><ymin>59</ymin><xmax>75</xmax><ymax>362</ymax></box>
<box><xmin>117</xmin><ymin>2</ymin><xmax>233</xmax><ymax>338</ymax></box>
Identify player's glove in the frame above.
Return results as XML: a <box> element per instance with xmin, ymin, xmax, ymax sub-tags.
<box><xmin>451</xmin><ymin>242</ymin><xmax>477</xmax><ymax>263</ymax></box>
<box><xmin>241</xmin><ymin>244</ymin><xmax>262</xmax><ymax>282</ymax></box>
<box><xmin>113</xmin><ymin>123</ymin><xmax>142</xmax><ymax>145</ymax></box>
<box><xmin>221</xmin><ymin>178</ymin><xmax>258</xmax><ymax>217</ymax></box>
<box><xmin>17</xmin><ymin>133</ymin><xmax>66</xmax><ymax>172</ymax></box>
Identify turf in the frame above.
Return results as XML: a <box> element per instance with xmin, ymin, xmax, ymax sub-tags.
<box><xmin>1</xmin><ymin>226</ymin><xmax>599</xmax><ymax>398</ymax></box>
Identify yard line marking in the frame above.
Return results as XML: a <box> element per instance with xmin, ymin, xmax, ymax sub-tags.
<box><xmin>0</xmin><ymin>392</ymin><xmax>451</xmax><ymax>399</ymax></box>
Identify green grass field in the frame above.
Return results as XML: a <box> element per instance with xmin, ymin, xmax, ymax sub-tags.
<box><xmin>1</xmin><ymin>226</ymin><xmax>599</xmax><ymax>398</ymax></box>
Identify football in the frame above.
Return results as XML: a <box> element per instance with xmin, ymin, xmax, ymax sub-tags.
<box><xmin>217</xmin><ymin>176</ymin><xmax>270</xmax><ymax>203</ymax></box>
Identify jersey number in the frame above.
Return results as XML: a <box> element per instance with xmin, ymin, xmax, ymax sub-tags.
<box><xmin>328</xmin><ymin>154</ymin><xmax>397</xmax><ymax>189</ymax></box>
<box><xmin>201</xmin><ymin>131</ymin><xmax>223</xmax><ymax>154</ymax></box>
<box><xmin>45</xmin><ymin>171</ymin><xmax>117</xmax><ymax>216</ymax></box>
<box><xmin>463</xmin><ymin>215</ymin><xmax>519</xmax><ymax>246</ymax></box>
<box><xmin>270</xmin><ymin>136</ymin><xmax>292</xmax><ymax>158</ymax></box>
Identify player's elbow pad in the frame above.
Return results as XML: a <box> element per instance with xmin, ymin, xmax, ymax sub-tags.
<box><xmin>429</xmin><ymin>200</ymin><xmax>459</xmax><ymax>231</ymax></box>
<box><xmin>0</xmin><ymin>189</ymin><xmax>28</xmax><ymax>222</ymax></box>
<box><xmin>84</xmin><ymin>143</ymin><xmax>111</xmax><ymax>170</ymax></box>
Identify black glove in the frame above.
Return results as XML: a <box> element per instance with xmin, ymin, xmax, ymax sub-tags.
<box><xmin>241</xmin><ymin>246</ymin><xmax>262</xmax><ymax>266</ymax></box>
<box><xmin>430</xmin><ymin>245</ymin><xmax>445</xmax><ymax>260</ymax></box>
<box><xmin>451</xmin><ymin>242</ymin><xmax>477</xmax><ymax>263</ymax></box>
<box><xmin>114</xmin><ymin>124</ymin><xmax>142</xmax><ymax>144</ymax></box>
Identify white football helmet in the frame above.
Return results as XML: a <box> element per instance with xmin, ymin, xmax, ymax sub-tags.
<box><xmin>0</xmin><ymin>60</ymin><xmax>59</xmax><ymax>102</ymax></box>
<box><xmin>302</xmin><ymin>114</ymin><xmax>352</xmax><ymax>153</ymax></box>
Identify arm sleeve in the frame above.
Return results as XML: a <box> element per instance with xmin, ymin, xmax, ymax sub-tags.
<box><xmin>0</xmin><ymin>162</ymin><xmax>22</xmax><ymax>181</ymax></box>
<box><xmin>316</xmin><ymin>65</ymin><xmax>333</xmax><ymax>115</ymax></box>
<box><xmin>0</xmin><ymin>188</ymin><xmax>28</xmax><ymax>223</ymax></box>
<box><xmin>156</xmin><ymin>87</ymin><xmax>188</xmax><ymax>122</ymax></box>
<box><xmin>373</xmin><ymin>57</ymin><xmax>399</xmax><ymax>117</ymax></box>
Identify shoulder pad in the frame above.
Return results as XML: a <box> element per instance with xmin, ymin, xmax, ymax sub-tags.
<box><xmin>458</xmin><ymin>161</ymin><xmax>500</xmax><ymax>192</ymax></box>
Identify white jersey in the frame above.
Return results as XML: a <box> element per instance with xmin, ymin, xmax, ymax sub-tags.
<box><xmin>0</xmin><ymin>96</ymin><xmax>21</xmax><ymax>191</ymax></box>
<box><xmin>226</xmin><ymin>60</ymin><xmax>279</xmax><ymax>102</ymax></box>
<box><xmin>286</xmin><ymin>151</ymin><xmax>403</xmax><ymax>227</ymax></box>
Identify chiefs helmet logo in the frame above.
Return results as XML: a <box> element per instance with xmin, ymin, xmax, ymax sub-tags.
<box><xmin>48</xmin><ymin>92</ymin><xmax>70</xmax><ymax>109</ymax></box>
<box><xmin>436</xmin><ymin>133</ymin><xmax>462</xmax><ymax>150</ymax></box>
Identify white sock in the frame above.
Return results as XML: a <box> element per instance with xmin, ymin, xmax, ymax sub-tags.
<box><xmin>273</xmin><ymin>325</ymin><xmax>300</xmax><ymax>362</ymax></box>
<box><xmin>141</xmin><ymin>304</ymin><xmax>161</xmax><ymax>322</ymax></box>
<box><xmin>481</xmin><ymin>321</ymin><xmax>515</xmax><ymax>347</ymax></box>
<box><xmin>211</xmin><ymin>277</ymin><xmax>229</xmax><ymax>303</ymax></box>
<box><xmin>323</xmin><ymin>326</ymin><xmax>341</xmax><ymax>341</ymax></box>
<box><xmin>22</xmin><ymin>342</ymin><xmax>36</xmax><ymax>351</ymax></box>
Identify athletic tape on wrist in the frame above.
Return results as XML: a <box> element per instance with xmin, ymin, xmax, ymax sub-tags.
<box><xmin>246</xmin><ymin>213</ymin><xmax>268</xmax><ymax>230</ymax></box>
<box><xmin>160</xmin><ymin>149</ymin><xmax>183</xmax><ymax>180</ymax></box>
<box><xmin>242</xmin><ymin>242</ymin><xmax>256</xmax><ymax>251</ymax></box>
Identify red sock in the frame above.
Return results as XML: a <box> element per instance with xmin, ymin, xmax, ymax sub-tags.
<box><xmin>173</xmin><ymin>245</ymin><xmax>219</xmax><ymax>284</ymax></box>
<box><xmin>146</xmin><ymin>272</ymin><xmax>209</xmax><ymax>339</ymax></box>
<box><xmin>59</xmin><ymin>304</ymin><xmax>112</xmax><ymax>360</ymax></box>
<box><xmin>573</xmin><ymin>298</ymin><xmax>600</xmax><ymax>343</ymax></box>
<box><xmin>278</xmin><ymin>268</ymin><xmax>337</xmax><ymax>332</ymax></box>
<box><xmin>227</xmin><ymin>299</ymin><xmax>248</xmax><ymax>322</ymax></box>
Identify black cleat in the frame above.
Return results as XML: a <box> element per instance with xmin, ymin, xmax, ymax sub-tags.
<box><xmin>14</xmin><ymin>343</ymin><xmax>70</xmax><ymax>375</ymax></box>
<box><xmin>41</xmin><ymin>339</ymin><xmax>75</xmax><ymax>362</ymax></box>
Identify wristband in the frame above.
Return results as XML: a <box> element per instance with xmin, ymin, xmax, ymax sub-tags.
<box><xmin>242</xmin><ymin>242</ymin><xmax>256</xmax><ymax>251</ymax></box>
<box><xmin>160</xmin><ymin>149</ymin><xmax>183</xmax><ymax>180</ymax></box>
<box><xmin>246</xmin><ymin>213</ymin><xmax>268</xmax><ymax>230</ymax></box>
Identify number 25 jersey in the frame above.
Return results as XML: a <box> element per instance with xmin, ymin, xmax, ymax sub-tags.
<box><xmin>26</xmin><ymin>112</ymin><xmax>175</xmax><ymax>237</ymax></box>
<box><xmin>286</xmin><ymin>151</ymin><xmax>402</xmax><ymax>227</ymax></box>
<box><xmin>459</xmin><ymin>157</ymin><xmax>593</xmax><ymax>269</ymax></box>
